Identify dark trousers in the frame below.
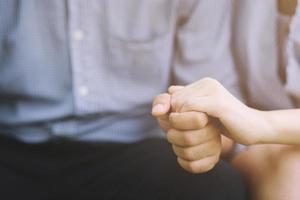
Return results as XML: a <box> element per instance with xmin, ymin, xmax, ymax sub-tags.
<box><xmin>0</xmin><ymin>137</ymin><xmax>246</xmax><ymax>200</ymax></box>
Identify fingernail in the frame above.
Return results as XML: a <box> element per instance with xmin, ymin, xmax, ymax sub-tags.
<box><xmin>152</xmin><ymin>104</ymin><xmax>165</xmax><ymax>114</ymax></box>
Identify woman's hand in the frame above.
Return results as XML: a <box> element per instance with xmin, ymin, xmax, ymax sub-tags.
<box><xmin>170</xmin><ymin>78</ymin><xmax>275</xmax><ymax>145</ymax></box>
<box><xmin>152</xmin><ymin>90</ymin><xmax>223</xmax><ymax>174</ymax></box>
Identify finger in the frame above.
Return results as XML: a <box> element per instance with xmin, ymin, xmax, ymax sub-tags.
<box><xmin>168</xmin><ymin>85</ymin><xmax>184</xmax><ymax>94</ymax></box>
<box><xmin>180</xmin><ymin>96</ymin><xmax>219</xmax><ymax>117</ymax></box>
<box><xmin>152</xmin><ymin>93</ymin><xmax>171</xmax><ymax>117</ymax></box>
<box><xmin>170</xmin><ymin>78</ymin><xmax>223</xmax><ymax>112</ymax></box>
<box><xmin>157</xmin><ymin>118</ymin><xmax>171</xmax><ymax>133</ymax></box>
<box><xmin>169</xmin><ymin>112</ymin><xmax>209</xmax><ymax>130</ymax></box>
<box><xmin>172</xmin><ymin>138</ymin><xmax>221</xmax><ymax>161</ymax></box>
<box><xmin>166</xmin><ymin>124</ymin><xmax>219</xmax><ymax>147</ymax></box>
<box><xmin>177</xmin><ymin>156</ymin><xmax>219</xmax><ymax>174</ymax></box>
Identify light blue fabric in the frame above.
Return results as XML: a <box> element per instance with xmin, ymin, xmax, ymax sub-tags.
<box><xmin>0</xmin><ymin>0</ymin><xmax>239</xmax><ymax>143</ymax></box>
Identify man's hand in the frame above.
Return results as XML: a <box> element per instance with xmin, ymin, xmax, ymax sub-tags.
<box><xmin>167</xmin><ymin>112</ymin><xmax>222</xmax><ymax>173</ymax></box>
<box><xmin>152</xmin><ymin>89</ymin><xmax>222</xmax><ymax>173</ymax></box>
<box><xmin>152</xmin><ymin>93</ymin><xmax>172</xmax><ymax>132</ymax></box>
<box><xmin>170</xmin><ymin>78</ymin><xmax>274</xmax><ymax>145</ymax></box>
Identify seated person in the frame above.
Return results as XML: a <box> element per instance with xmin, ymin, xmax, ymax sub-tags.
<box><xmin>0</xmin><ymin>0</ymin><xmax>245</xmax><ymax>199</ymax></box>
<box><xmin>153</xmin><ymin>76</ymin><xmax>300</xmax><ymax>199</ymax></box>
<box><xmin>234</xmin><ymin>0</ymin><xmax>300</xmax><ymax>199</ymax></box>
<box><xmin>153</xmin><ymin>1</ymin><xmax>300</xmax><ymax>199</ymax></box>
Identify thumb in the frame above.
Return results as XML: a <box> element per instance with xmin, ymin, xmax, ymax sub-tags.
<box><xmin>152</xmin><ymin>93</ymin><xmax>171</xmax><ymax>117</ymax></box>
<box><xmin>180</xmin><ymin>96</ymin><xmax>218</xmax><ymax>117</ymax></box>
<box><xmin>168</xmin><ymin>85</ymin><xmax>184</xmax><ymax>94</ymax></box>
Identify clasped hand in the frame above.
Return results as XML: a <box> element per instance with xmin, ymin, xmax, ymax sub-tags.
<box><xmin>152</xmin><ymin>78</ymin><xmax>273</xmax><ymax>173</ymax></box>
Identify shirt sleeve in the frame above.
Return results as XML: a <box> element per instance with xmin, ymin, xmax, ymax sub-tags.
<box><xmin>172</xmin><ymin>0</ymin><xmax>242</xmax><ymax>99</ymax></box>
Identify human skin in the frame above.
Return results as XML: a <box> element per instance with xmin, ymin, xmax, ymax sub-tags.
<box><xmin>160</xmin><ymin>77</ymin><xmax>300</xmax><ymax>200</ymax></box>
<box><xmin>171</xmin><ymin>78</ymin><xmax>300</xmax><ymax>145</ymax></box>
<box><xmin>231</xmin><ymin>144</ymin><xmax>300</xmax><ymax>200</ymax></box>
<box><xmin>168</xmin><ymin>78</ymin><xmax>300</xmax><ymax>146</ymax></box>
<box><xmin>152</xmin><ymin>87</ymin><xmax>233</xmax><ymax>173</ymax></box>
<box><xmin>153</xmin><ymin>77</ymin><xmax>300</xmax><ymax>175</ymax></box>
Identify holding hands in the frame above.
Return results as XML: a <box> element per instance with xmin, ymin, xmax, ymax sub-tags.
<box><xmin>152</xmin><ymin>78</ymin><xmax>276</xmax><ymax>173</ymax></box>
<box><xmin>152</xmin><ymin>85</ymin><xmax>222</xmax><ymax>174</ymax></box>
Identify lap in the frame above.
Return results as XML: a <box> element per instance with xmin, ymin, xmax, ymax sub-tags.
<box><xmin>0</xmin><ymin>137</ymin><xmax>246</xmax><ymax>200</ymax></box>
<box><xmin>231</xmin><ymin>144</ymin><xmax>300</xmax><ymax>200</ymax></box>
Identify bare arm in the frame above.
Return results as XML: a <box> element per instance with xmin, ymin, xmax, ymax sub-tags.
<box><xmin>262</xmin><ymin>109</ymin><xmax>300</xmax><ymax>144</ymax></box>
<box><xmin>170</xmin><ymin>78</ymin><xmax>300</xmax><ymax>146</ymax></box>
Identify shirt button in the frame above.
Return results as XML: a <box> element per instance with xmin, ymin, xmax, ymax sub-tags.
<box><xmin>78</xmin><ymin>86</ymin><xmax>89</xmax><ymax>96</ymax></box>
<box><xmin>73</xmin><ymin>30</ymin><xmax>84</xmax><ymax>41</ymax></box>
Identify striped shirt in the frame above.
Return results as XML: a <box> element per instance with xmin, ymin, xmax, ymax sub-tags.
<box><xmin>0</xmin><ymin>0</ymin><xmax>239</xmax><ymax>143</ymax></box>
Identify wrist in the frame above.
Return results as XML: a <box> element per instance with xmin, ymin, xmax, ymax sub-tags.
<box><xmin>254</xmin><ymin>109</ymin><xmax>279</xmax><ymax>144</ymax></box>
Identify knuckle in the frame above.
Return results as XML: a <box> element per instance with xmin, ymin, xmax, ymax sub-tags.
<box><xmin>198</xmin><ymin>159</ymin><xmax>216</xmax><ymax>173</ymax></box>
<box><xmin>193</xmin><ymin>113</ymin><xmax>206</xmax><ymax>128</ymax></box>
<box><xmin>166</xmin><ymin>134</ymin><xmax>172</xmax><ymax>144</ymax></box>
<box><xmin>157</xmin><ymin>118</ymin><xmax>168</xmax><ymax>126</ymax></box>
<box><xmin>202</xmin><ymin>78</ymin><xmax>222</xmax><ymax>92</ymax></box>
<box><xmin>204</xmin><ymin>77</ymin><xmax>220</xmax><ymax>85</ymax></box>
<box><xmin>201</xmin><ymin>77</ymin><xmax>214</xmax><ymax>83</ymax></box>
<box><xmin>198</xmin><ymin>128</ymin><xmax>212</xmax><ymax>143</ymax></box>
<box><xmin>202</xmin><ymin>162</ymin><xmax>216</xmax><ymax>173</ymax></box>
<box><xmin>203</xmin><ymin>128</ymin><xmax>211</xmax><ymax>140</ymax></box>
<box><xmin>170</xmin><ymin>98</ymin><xmax>178</xmax><ymax>111</ymax></box>
<box><xmin>168</xmin><ymin>113</ymin><xmax>177</xmax><ymax>124</ymax></box>
<box><xmin>184</xmin><ymin>99</ymin><xmax>195</xmax><ymax>110</ymax></box>
<box><xmin>182</xmin><ymin>133</ymin><xmax>195</xmax><ymax>146</ymax></box>
<box><xmin>154</xmin><ymin>93</ymin><xmax>169</xmax><ymax>104</ymax></box>
<box><xmin>214</xmin><ymin>144</ymin><xmax>222</xmax><ymax>156</ymax></box>
<box><xmin>157</xmin><ymin>118</ymin><xmax>170</xmax><ymax>130</ymax></box>
<box><xmin>173</xmin><ymin>146</ymin><xmax>181</xmax><ymax>157</ymax></box>
<box><xmin>210</xmin><ymin>141</ymin><xmax>222</xmax><ymax>155</ymax></box>
<box><xmin>168</xmin><ymin>85</ymin><xmax>181</xmax><ymax>93</ymax></box>
<box><xmin>168</xmin><ymin>85</ymin><xmax>176</xmax><ymax>90</ymax></box>
<box><xmin>166</xmin><ymin>129</ymin><xmax>176</xmax><ymax>143</ymax></box>
<box><xmin>181</xmin><ymin>148</ymin><xmax>195</xmax><ymax>161</ymax></box>
<box><xmin>201</xmin><ymin>77</ymin><xmax>218</xmax><ymax>85</ymax></box>
<box><xmin>181</xmin><ymin>154</ymin><xmax>220</xmax><ymax>174</ymax></box>
<box><xmin>186</xmin><ymin>162</ymin><xmax>200</xmax><ymax>174</ymax></box>
<box><xmin>212</xmin><ymin>155</ymin><xmax>220</xmax><ymax>165</ymax></box>
<box><xmin>159</xmin><ymin>93</ymin><xmax>169</xmax><ymax>99</ymax></box>
<box><xmin>167</xmin><ymin>128</ymin><xmax>175</xmax><ymax>135</ymax></box>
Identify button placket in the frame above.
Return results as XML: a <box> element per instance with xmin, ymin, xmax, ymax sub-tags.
<box><xmin>68</xmin><ymin>0</ymin><xmax>90</xmax><ymax>114</ymax></box>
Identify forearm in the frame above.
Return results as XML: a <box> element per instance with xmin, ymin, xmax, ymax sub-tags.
<box><xmin>261</xmin><ymin>109</ymin><xmax>300</xmax><ymax>145</ymax></box>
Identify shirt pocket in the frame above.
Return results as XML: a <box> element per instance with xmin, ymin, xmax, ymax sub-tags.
<box><xmin>105</xmin><ymin>0</ymin><xmax>175</xmax><ymax>44</ymax></box>
<box><xmin>104</xmin><ymin>0</ymin><xmax>177</xmax><ymax>106</ymax></box>
<box><xmin>104</xmin><ymin>0</ymin><xmax>177</xmax><ymax>72</ymax></box>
